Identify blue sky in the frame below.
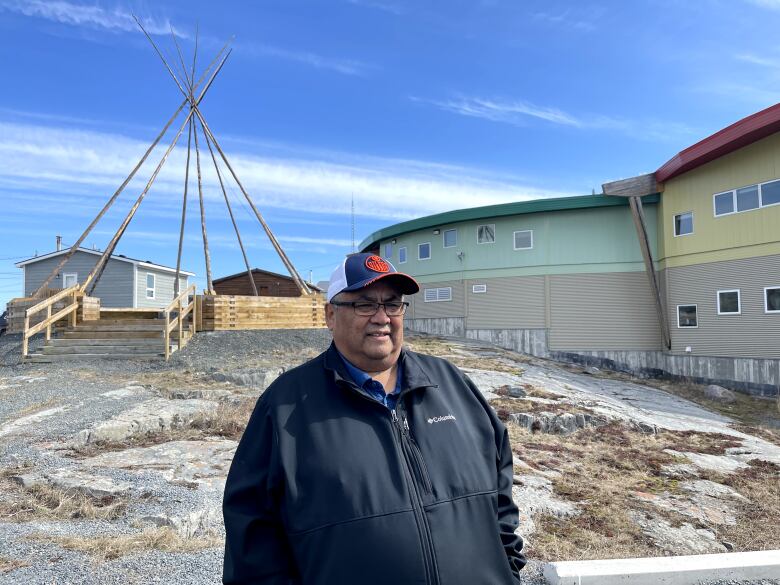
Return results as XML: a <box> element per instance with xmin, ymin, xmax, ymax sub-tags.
<box><xmin>2</xmin><ymin>0</ymin><xmax>780</xmax><ymax>307</ymax></box>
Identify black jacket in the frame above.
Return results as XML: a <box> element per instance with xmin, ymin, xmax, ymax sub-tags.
<box><xmin>223</xmin><ymin>344</ymin><xmax>525</xmax><ymax>584</ymax></box>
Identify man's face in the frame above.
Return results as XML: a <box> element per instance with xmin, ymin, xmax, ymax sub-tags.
<box><xmin>325</xmin><ymin>281</ymin><xmax>404</xmax><ymax>373</ymax></box>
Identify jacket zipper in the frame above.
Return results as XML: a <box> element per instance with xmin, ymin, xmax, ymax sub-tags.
<box><xmin>393</xmin><ymin>409</ymin><xmax>440</xmax><ymax>585</ymax></box>
<box><xmin>404</xmin><ymin>417</ymin><xmax>433</xmax><ymax>493</ymax></box>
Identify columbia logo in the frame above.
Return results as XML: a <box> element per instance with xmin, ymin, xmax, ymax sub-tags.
<box><xmin>427</xmin><ymin>414</ymin><xmax>456</xmax><ymax>424</ymax></box>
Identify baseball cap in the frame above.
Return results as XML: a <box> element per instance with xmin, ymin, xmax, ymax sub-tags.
<box><xmin>327</xmin><ymin>253</ymin><xmax>420</xmax><ymax>302</ymax></box>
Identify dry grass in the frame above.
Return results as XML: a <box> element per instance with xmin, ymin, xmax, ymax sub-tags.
<box><xmin>69</xmin><ymin>399</ymin><xmax>256</xmax><ymax>458</ymax></box>
<box><xmin>13</xmin><ymin>398</ymin><xmax>60</xmax><ymax>418</ymax></box>
<box><xmin>0</xmin><ymin>479</ymin><xmax>126</xmax><ymax>522</ymax></box>
<box><xmin>489</xmin><ymin>397</ymin><xmax>594</xmax><ymax>418</ymax></box>
<box><xmin>510</xmin><ymin>421</ymin><xmax>755</xmax><ymax>561</ymax></box>
<box><xmin>0</xmin><ymin>557</ymin><xmax>30</xmax><ymax>574</ymax></box>
<box><xmin>28</xmin><ymin>527</ymin><xmax>222</xmax><ymax>561</ymax></box>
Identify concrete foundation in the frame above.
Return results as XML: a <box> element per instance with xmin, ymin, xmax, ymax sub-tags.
<box><xmin>405</xmin><ymin>319</ymin><xmax>779</xmax><ymax>397</ymax></box>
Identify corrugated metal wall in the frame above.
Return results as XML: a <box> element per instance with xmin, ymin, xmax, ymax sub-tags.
<box><xmin>407</xmin><ymin>279</ymin><xmax>465</xmax><ymax>319</ymax></box>
<box><xmin>23</xmin><ymin>252</ymin><xmax>133</xmax><ymax>308</ymax></box>
<box><xmin>665</xmin><ymin>254</ymin><xmax>780</xmax><ymax>359</ymax></box>
<box><xmin>465</xmin><ymin>275</ymin><xmax>546</xmax><ymax>329</ymax></box>
<box><xmin>548</xmin><ymin>272</ymin><xmax>662</xmax><ymax>351</ymax></box>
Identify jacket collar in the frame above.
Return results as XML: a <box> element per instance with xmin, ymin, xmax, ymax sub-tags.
<box><xmin>323</xmin><ymin>342</ymin><xmax>436</xmax><ymax>395</ymax></box>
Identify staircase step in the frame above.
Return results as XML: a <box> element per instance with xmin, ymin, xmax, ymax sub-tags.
<box><xmin>50</xmin><ymin>338</ymin><xmax>166</xmax><ymax>347</ymax></box>
<box><xmin>61</xmin><ymin>331</ymin><xmax>164</xmax><ymax>339</ymax></box>
<box><xmin>42</xmin><ymin>345</ymin><xmax>170</xmax><ymax>355</ymax></box>
<box><xmin>26</xmin><ymin>352</ymin><xmax>165</xmax><ymax>363</ymax></box>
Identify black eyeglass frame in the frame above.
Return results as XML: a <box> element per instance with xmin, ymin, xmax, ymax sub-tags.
<box><xmin>329</xmin><ymin>300</ymin><xmax>410</xmax><ymax>316</ymax></box>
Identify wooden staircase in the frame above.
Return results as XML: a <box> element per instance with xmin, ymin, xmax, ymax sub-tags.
<box><xmin>25</xmin><ymin>317</ymin><xmax>190</xmax><ymax>362</ymax></box>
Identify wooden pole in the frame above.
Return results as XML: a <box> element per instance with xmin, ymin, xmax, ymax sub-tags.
<box><xmin>82</xmin><ymin>52</ymin><xmax>230</xmax><ymax>295</ymax></box>
<box><xmin>192</xmin><ymin>118</ymin><xmax>215</xmax><ymax>294</ymax></box>
<box><xmin>193</xmin><ymin>108</ymin><xmax>312</xmax><ymax>295</ymax></box>
<box><xmin>174</xmin><ymin>119</ymin><xmax>194</xmax><ymax>296</ymax></box>
<box><xmin>201</xmin><ymin>118</ymin><xmax>258</xmax><ymax>296</ymax></box>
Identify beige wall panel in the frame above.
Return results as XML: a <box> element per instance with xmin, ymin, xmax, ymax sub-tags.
<box><xmin>407</xmin><ymin>279</ymin><xmax>465</xmax><ymax>319</ymax></box>
<box><xmin>465</xmin><ymin>275</ymin><xmax>546</xmax><ymax>329</ymax></box>
<box><xmin>549</xmin><ymin>272</ymin><xmax>662</xmax><ymax>351</ymax></box>
<box><xmin>665</xmin><ymin>254</ymin><xmax>780</xmax><ymax>359</ymax></box>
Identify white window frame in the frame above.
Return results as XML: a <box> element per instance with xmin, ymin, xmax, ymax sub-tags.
<box><xmin>716</xmin><ymin>289</ymin><xmax>741</xmax><ymax>315</ymax></box>
<box><xmin>673</xmin><ymin>211</ymin><xmax>694</xmax><ymax>237</ymax></box>
<box><xmin>398</xmin><ymin>246</ymin><xmax>407</xmax><ymax>264</ymax></box>
<box><xmin>513</xmin><ymin>229</ymin><xmax>534</xmax><ymax>250</ymax></box>
<box><xmin>761</xmin><ymin>179</ymin><xmax>780</xmax><ymax>208</ymax></box>
<box><xmin>714</xmin><ymin>177</ymin><xmax>780</xmax><ymax>217</ymax></box>
<box><xmin>418</xmin><ymin>242</ymin><xmax>431</xmax><ymax>261</ymax></box>
<box><xmin>384</xmin><ymin>242</ymin><xmax>393</xmax><ymax>259</ymax></box>
<box><xmin>62</xmin><ymin>272</ymin><xmax>78</xmax><ymax>288</ymax></box>
<box><xmin>443</xmin><ymin>229</ymin><xmax>457</xmax><ymax>248</ymax></box>
<box><xmin>677</xmin><ymin>304</ymin><xmax>698</xmax><ymax>328</ymax></box>
<box><xmin>472</xmin><ymin>284</ymin><xmax>487</xmax><ymax>294</ymax></box>
<box><xmin>477</xmin><ymin>224</ymin><xmax>495</xmax><ymax>244</ymax></box>
<box><xmin>764</xmin><ymin>286</ymin><xmax>780</xmax><ymax>314</ymax></box>
<box><xmin>146</xmin><ymin>273</ymin><xmax>156</xmax><ymax>299</ymax></box>
<box><xmin>713</xmin><ymin>191</ymin><xmax>736</xmax><ymax>217</ymax></box>
<box><xmin>423</xmin><ymin>287</ymin><xmax>452</xmax><ymax>302</ymax></box>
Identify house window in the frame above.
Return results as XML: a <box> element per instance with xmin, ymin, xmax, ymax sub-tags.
<box><xmin>714</xmin><ymin>191</ymin><xmax>734</xmax><ymax>216</ymax></box>
<box><xmin>762</xmin><ymin>179</ymin><xmax>780</xmax><ymax>207</ymax></box>
<box><xmin>677</xmin><ymin>304</ymin><xmax>698</xmax><ymax>328</ymax></box>
<box><xmin>62</xmin><ymin>273</ymin><xmax>78</xmax><ymax>288</ymax></box>
<box><xmin>423</xmin><ymin>287</ymin><xmax>452</xmax><ymax>302</ymax></box>
<box><xmin>384</xmin><ymin>242</ymin><xmax>393</xmax><ymax>259</ymax></box>
<box><xmin>736</xmin><ymin>185</ymin><xmax>760</xmax><ymax>212</ymax></box>
<box><xmin>146</xmin><ymin>273</ymin><xmax>156</xmax><ymax>299</ymax></box>
<box><xmin>472</xmin><ymin>284</ymin><xmax>487</xmax><ymax>293</ymax></box>
<box><xmin>418</xmin><ymin>242</ymin><xmax>431</xmax><ymax>260</ymax></box>
<box><xmin>443</xmin><ymin>229</ymin><xmax>457</xmax><ymax>248</ymax></box>
<box><xmin>513</xmin><ymin>230</ymin><xmax>533</xmax><ymax>250</ymax></box>
<box><xmin>717</xmin><ymin>289</ymin><xmax>740</xmax><ymax>315</ymax></box>
<box><xmin>477</xmin><ymin>224</ymin><xmax>495</xmax><ymax>244</ymax></box>
<box><xmin>399</xmin><ymin>246</ymin><xmax>407</xmax><ymax>263</ymax></box>
<box><xmin>765</xmin><ymin>287</ymin><xmax>780</xmax><ymax>313</ymax></box>
<box><xmin>674</xmin><ymin>212</ymin><xmax>693</xmax><ymax>236</ymax></box>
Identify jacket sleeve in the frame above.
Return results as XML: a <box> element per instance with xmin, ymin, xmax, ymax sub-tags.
<box><xmin>464</xmin><ymin>374</ymin><xmax>527</xmax><ymax>582</ymax></box>
<box><xmin>223</xmin><ymin>394</ymin><xmax>300</xmax><ymax>585</ymax></box>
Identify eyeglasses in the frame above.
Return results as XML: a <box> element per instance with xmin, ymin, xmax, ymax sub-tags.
<box><xmin>330</xmin><ymin>300</ymin><xmax>409</xmax><ymax>316</ymax></box>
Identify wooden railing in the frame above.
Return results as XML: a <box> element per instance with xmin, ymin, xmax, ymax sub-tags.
<box><xmin>163</xmin><ymin>284</ymin><xmax>196</xmax><ymax>360</ymax></box>
<box><xmin>22</xmin><ymin>285</ymin><xmax>80</xmax><ymax>359</ymax></box>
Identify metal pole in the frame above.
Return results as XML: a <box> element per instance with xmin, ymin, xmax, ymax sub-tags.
<box><xmin>201</xmin><ymin>118</ymin><xmax>258</xmax><ymax>295</ymax></box>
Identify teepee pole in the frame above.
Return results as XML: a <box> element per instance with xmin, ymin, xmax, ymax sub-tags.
<box><xmin>82</xmin><ymin>52</ymin><xmax>230</xmax><ymax>294</ymax></box>
<box><xmin>201</xmin><ymin>118</ymin><xmax>258</xmax><ymax>296</ymax></box>
<box><xmin>192</xmin><ymin>117</ymin><xmax>214</xmax><ymax>294</ymax></box>
<box><xmin>174</xmin><ymin>118</ymin><xmax>194</xmax><ymax>296</ymax></box>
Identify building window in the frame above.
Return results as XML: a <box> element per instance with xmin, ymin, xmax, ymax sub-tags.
<box><xmin>717</xmin><ymin>289</ymin><xmax>741</xmax><ymax>315</ymax></box>
<box><xmin>424</xmin><ymin>287</ymin><xmax>452</xmax><ymax>302</ymax></box>
<box><xmin>418</xmin><ymin>242</ymin><xmax>431</xmax><ymax>260</ymax></box>
<box><xmin>674</xmin><ymin>212</ymin><xmax>693</xmax><ymax>236</ymax></box>
<box><xmin>715</xmin><ymin>177</ymin><xmax>780</xmax><ymax>216</ymax></box>
<box><xmin>62</xmin><ymin>273</ymin><xmax>78</xmax><ymax>288</ymax></box>
<box><xmin>677</xmin><ymin>304</ymin><xmax>698</xmax><ymax>328</ymax></box>
<box><xmin>399</xmin><ymin>246</ymin><xmax>407</xmax><ymax>263</ymax></box>
<box><xmin>443</xmin><ymin>229</ymin><xmax>457</xmax><ymax>248</ymax></box>
<box><xmin>384</xmin><ymin>242</ymin><xmax>393</xmax><ymax>259</ymax></box>
<box><xmin>472</xmin><ymin>284</ymin><xmax>487</xmax><ymax>293</ymax></box>
<box><xmin>146</xmin><ymin>273</ymin><xmax>156</xmax><ymax>299</ymax></box>
<box><xmin>765</xmin><ymin>287</ymin><xmax>780</xmax><ymax>313</ymax></box>
<box><xmin>477</xmin><ymin>224</ymin><xmax>495</xmax><ymax>244</ymax></box>
<box><xmin>513</xmin><ymin>230</ymin><xmax>533</xmax><ymax>250</ymax></box>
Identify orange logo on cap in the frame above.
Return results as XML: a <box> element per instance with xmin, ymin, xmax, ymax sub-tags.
<box><xmin>365</xmin><ymin>255</ymin><xmax>390</xmax><ymax>273</ymax></box>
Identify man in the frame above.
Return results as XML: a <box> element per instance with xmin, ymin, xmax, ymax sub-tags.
<box><xmin>223</xmin><ymin>252</ymin><xmax>525</xmax><ymax>584</ymax></box>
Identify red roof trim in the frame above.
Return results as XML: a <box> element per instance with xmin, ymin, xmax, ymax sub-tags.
<box><xmin>655</xmin><ymin>102</ymin><xmax>780</xmax><ymax>183</ymax></box>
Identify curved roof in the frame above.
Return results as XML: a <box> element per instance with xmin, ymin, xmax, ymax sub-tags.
<box><xmin>656</xmin><ymin>102</ymin><xmax>780</xmax><ymax>183</ymax></box>
<box><xmin>359</xmin><ymin>193</ymin><xmax>659</xmax><ymax>252</ymax></box>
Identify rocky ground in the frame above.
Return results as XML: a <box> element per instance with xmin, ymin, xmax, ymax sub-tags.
<box><xmin>0</xmin><ymin>330</ymin><xmax>778</xmax><ymax>585</ymax></box>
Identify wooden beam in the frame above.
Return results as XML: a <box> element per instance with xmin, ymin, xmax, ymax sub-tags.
<box><xmin>602</xmin><ymin>173</ymin><xmax>658</xmax><ymax>198</ymax></box>
<box><xmin>628</xmin><ymin>196</ymin><xmax>671</xmax><ymax>350</ymax></box>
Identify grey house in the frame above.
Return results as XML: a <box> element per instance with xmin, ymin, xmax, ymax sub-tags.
<box><xmin>16</xmin><ymin>248</ymin><xmax>194</xmax><ymax>309</ymax></box>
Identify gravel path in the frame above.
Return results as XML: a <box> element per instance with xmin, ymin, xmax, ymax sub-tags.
<box><xmin>0</xmin><ymin>330</ymin><xmax>775</xmax><ymax>585</ymax></box>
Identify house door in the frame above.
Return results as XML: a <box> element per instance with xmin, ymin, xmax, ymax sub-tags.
<box><xmin>63</xmin><ymin>273</ymin><xmax>78</xmax><ymax>288</ymax></box>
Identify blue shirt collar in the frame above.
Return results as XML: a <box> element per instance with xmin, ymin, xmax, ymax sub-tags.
<box><xmin>337</xmin><ymin>350</ymin><xmax>402</xmax><ymax>408</ymax></box>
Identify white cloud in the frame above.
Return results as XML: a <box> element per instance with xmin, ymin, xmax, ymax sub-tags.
<box><xmin>0</xmin><ymin>120</ymin><xmax>571</xmax><ymax>224</ymax></box>
<box><xmin>239</xmin><ymin>42</ymin><xmax>371</xmax><ymax>76</ymax></box>
<box><xmin>0</xmin><ymin>0</ymin><xmax>185</xmax><ymax>36</ymax></box>
<box><xmin>745</xmin><ymin>0</ymin><xmax>780</xmax><ymax>9</ymax></box>
<box><xmin>735</xmin><ymin>53</ymin><xmax>780</xmax><ymax>69</ymax></box>
<box><xmin>411</xmin><ymin>95</ymin><xmax>697</xmax><ymax>141</ymax></box>
<box><xmin>532</xmin><ymin>10</ymin><xmax>597</xmax><ymax>32</ymax></box>
<box><xmin>346</xmin><ymin>0</ymin><xmax>405</xmax><ymax>15</ymax></box>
